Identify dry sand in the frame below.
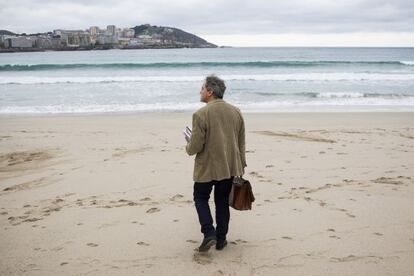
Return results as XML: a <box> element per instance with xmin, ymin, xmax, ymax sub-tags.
<box><xmin>0</xmin><ymin>112</ymin><xmax>413</xmax><ymax>275</ymax></box>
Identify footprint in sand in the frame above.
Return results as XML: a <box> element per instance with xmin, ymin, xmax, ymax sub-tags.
<box><xmin>60</xmin><ymin>262</ymin><xmax>69</xmax><ymax>266</ymax></box>
<box><xmin>385</xmin><ymin>170</ymin><xmax>397</xmax><ymax>173</ymax></box>
<box><xmin>327</xmin><ymin>228</ymin><xmax>335</xmax><ymax>232</ymax></box>
<box><xmin>146</xmin><ymin>207</ymin><xmax>160</xmax><ymax>213</ymax></box>
<box><xmin>23</xmin><ymin>217</ymin><xmax>42</xmax><ymax>223</ymax></box>
<box><xmin>372</xmin><ymin>177</ymin><xmax>404</xmax><ymax>185</ymax></box>
<box><xmin>235</xmin><ymin>239</ymin><xmax>248</xmax><ymax>243</ymax></box>
<box><xmin>118</xmin><ymin>199</ymin><xmax>128</xmax><ymax>203</ymax></box>
<box><xmin>51</xmin><ymin>246</ymin><xmax>64</xmax><ymax>252</ymax></box>
<box><xmin>26</xmin><ymin>264</ymin><xmax>37</xmax><ymax>269</ymax></box>
<box><xmin>249</xmin><ymin>171</ymin><xmax>264</xmax><ymax>178</ymax></box>
<box><xmin>330</xmin><ymin>254</ymin><xmax>382</xmax><ymax>263</ymax></box>
<box><xmin>42</xmin><ymin>206</ymin><xmax>62</xmax><ymax>215</ymax></box>
<box><xmin>282</xmin><ymin>236</ymin><xmax>293</xmax><ymax>240</ymax></box>
<box><xmin>1</xmin><ymin>150</ymin><xmax>54</xmax><ymax>167</ymax></box>
<box><xmin>193</xmin><ymin>252</ymin><xmax>212</xmax><ymax>264</ymax></box>
<box><xmin>86</xmin><ymin>243</ymin><xmax>98</xmax><ymax>247</ymax></box>
<box><xmin>3</xmin><ymin>177</ymin><xmax>51</xmax><ymax>192</ymax></box>
<box><xmin>52</xmin><ymin>198</ymin><xmax>64</xmax><ymax>204</ymax></box>
<box><xmin>140</xmin><ymin>197</ymin><xmax>152</xmax><ymax>201</ymax></box>
<box><xmin>117</xmin><ymin>199</ymin><xmax>139</xmax><ymax>207</ymax></box>
<box><xmin>186</xmin><ymin>240</ymin><xmax>198</xmax><ymax>244</ymax></box>
<box><xmin>136</xmin><ymin>241</ymin><xmax>150</xmax><ymax>246</ymax></box>
<box><xmin>374</xmin><ymin>232</ymin><xmax>383</xmax><ymax>236</ymax></box>
<box><xmin>170</xmin><ymin>194</ymin><xmax>184</xmax><ymax>201</ymax></box>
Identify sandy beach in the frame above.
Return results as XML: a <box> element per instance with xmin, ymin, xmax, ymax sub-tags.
<box><xmin>0</xmin><ymin>112</ymin><xmax>413</xmax><ymax>275</ymax></box>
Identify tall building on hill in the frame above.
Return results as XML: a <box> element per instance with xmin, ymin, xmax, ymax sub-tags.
<box><xmin>89</xmin><ymin>26</ymin><xmax>99</xmax><ymax>36</ymax></box>
<box><xmin>107</xmin><ymin>25</ymin><xmax>116</xmax><ymax>36</ymax></box>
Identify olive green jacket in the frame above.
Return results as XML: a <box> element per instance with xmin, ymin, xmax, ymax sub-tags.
<box><xmin>186</xmin><ymin>99</ymin><xmax>246</xmax><ymax>182</ymax></box>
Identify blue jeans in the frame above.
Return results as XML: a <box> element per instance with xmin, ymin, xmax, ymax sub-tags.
<box><xmin>193</xmin><ymin>177</ymin><xmax>233</xmax><ymax>241</ymax></box>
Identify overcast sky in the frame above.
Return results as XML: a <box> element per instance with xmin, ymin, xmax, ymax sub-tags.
<box><xmin>1</xmin><ymin>0</ymin><xmax>413</xmax><ymax>46</ymax></box>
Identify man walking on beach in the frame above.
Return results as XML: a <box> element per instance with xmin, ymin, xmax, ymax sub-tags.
<box><xmin>185</xmin><ymin>75</ymin><xmax>246</xmax><ymax>252</ymax></box>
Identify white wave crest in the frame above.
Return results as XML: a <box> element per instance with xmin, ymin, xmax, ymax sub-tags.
<box><xmin>316</xmin><ymin>92</ymin><xmax>365</xmax><ymax>98</ymax></box>
<box><xmin>1</xmin><ymin>73</ymin><xmax>414</xmax><ymax>85</ymax></box>
<box><xmin>0</xmin><ymin>103</ymin><xmax>204</xmax><ymax>114</ymax></box>
<box><xmin>2</xmin><ymin>98</ymin><xmax>414</xmax><ymax>115</ymax></box>
<box><xmin>400</xmin><ymin>61</ymin><xmax>414</xmax><ymax>66</ymax></box>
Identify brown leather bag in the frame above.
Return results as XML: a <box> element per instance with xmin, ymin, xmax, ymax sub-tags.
<box><xmin>229</xmin><ymin>177</ymin><xmax>255</xmax><ymax>210</ymax></box>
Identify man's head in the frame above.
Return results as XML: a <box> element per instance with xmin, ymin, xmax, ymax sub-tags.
<box><xmin>200</xmin><ymin>75</ymin><xmax>226</xmax><ymax>103</ymax></box>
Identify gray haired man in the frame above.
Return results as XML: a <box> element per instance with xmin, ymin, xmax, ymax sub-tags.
<box><xmin>185</xmin><ymin>75</ymin><xmax>246</xmax><ymax>252</ymax></box>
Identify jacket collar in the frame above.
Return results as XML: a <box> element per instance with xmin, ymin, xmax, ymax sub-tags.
<box><xmin>207</xmin><ymin>98</ymin><xmax>224</xmax><ymax>105</ymax></box>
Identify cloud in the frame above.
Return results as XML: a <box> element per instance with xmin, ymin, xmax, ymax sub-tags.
<box><xmin>0</xmin><ymin>0</ymin><xmax>413</xmax><ymax>40</ymax></box>
<box><xmin>203</xmin><ymin>32</ymin><xmax>414</xmax><ymax>47</ymax></box>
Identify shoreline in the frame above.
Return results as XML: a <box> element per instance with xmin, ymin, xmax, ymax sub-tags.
<box><xmin>0</xmin><ymin>110</ymin><xmax>413</xmax><ymax>119</ymax></box>
<box><xmin>0</xmin><ymin>46</ymin><xmax>217</xmax><ymax>54</ymax></box>
<box><xmin>1</xmin><ymin>46</ymin><xmax>413</xmax><ymax>53</ymax></box>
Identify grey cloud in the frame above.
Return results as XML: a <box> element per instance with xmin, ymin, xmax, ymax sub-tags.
<box><xmin>0</xmin><ymin>0</ymin><xmax>413</xmax><ymax>35</ymax></box>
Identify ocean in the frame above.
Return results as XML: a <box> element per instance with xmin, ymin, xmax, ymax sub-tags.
<box><xmin>0</xmin><ymin>47</ymin><xmax>413</xmax><ymax>114</ymax></box>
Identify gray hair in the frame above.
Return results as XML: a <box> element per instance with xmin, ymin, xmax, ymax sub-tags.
<box><xmin>205</xmin><ymin>75</ymin><xmax>226</xmax><ymax>99</ymax></box>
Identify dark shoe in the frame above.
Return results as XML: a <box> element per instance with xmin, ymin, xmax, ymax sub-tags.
<box><xmin>216</xmin><ymin>240</ymin><xmax>228</xmax><ymax>250</ymax></box>
<box><xmin>198</xmin><ymin>236</ymin><xmax>217</xmax><ymax>252</ymax></box>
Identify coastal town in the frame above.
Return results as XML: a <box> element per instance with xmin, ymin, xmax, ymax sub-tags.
<box><xmin>0</xmin><ymin>24</ymin><xmax>217</xmax><ymax>52</ymax></box>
